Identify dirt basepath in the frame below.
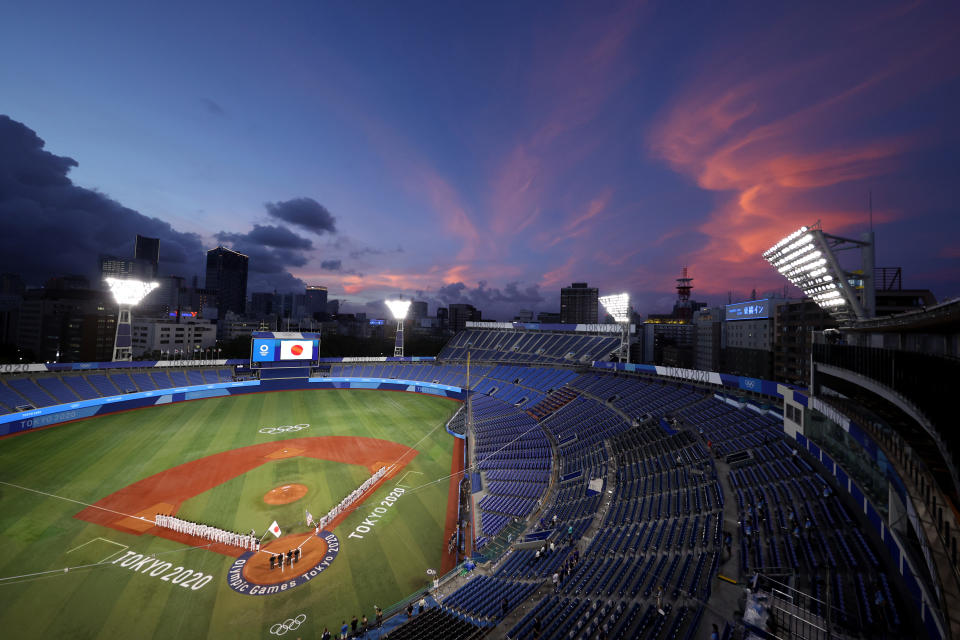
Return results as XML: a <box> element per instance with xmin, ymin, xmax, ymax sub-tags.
<box><xmin>75</xmin><ymin>435</ymin><xmax>417</xmax><ymax>561</ymax></box>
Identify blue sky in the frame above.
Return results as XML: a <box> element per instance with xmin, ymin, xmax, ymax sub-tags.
<box><xmin>2</xmin><ymin>1</ymin><xmax>958</xmax><ymax>318</ymax></box>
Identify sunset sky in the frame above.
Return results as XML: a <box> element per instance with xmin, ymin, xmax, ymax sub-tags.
<box><xmin>2</xmin><ymin>1</ymin><xmax>958</xmax><ymax>318</ymax></box>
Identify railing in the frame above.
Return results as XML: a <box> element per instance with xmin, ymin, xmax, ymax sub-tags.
<box><xmin>380</xmin><ymin>563</ymin><xmax>463</xmax><ymax>620</ymax></box>
<box><xmin>812</xmin><ymin>344</ymin><xmax>955</xmax><ymax>461</ymax></box>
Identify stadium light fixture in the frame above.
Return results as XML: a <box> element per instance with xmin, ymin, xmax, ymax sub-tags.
<box><xmin>105</xmin><ymin>277</ymin><xmax>159</xmax><ymax>306</ymax></box>
<box><xmin>105</xmin><ymin>277</ymin><xmax>159</xmax><ymax>362</ymax></box>
<box><xmin>599</xmin><ymin>293</ymin><xmax>630</xmax><ymax>323</ymax></box>
<box><xmin>762</xmin><ymin>222</ymin><xmax>873</xmax><ymax>324</ymax></box>
<box><xmin>385</xmin><ymin>299</ymin><xmax>412</xmax><ymax>357</ymax></box>
<box><xmin>599</xmin><ymin>293</ymin><xmax>631</xmax><ymax>362</ymax></box>
<box><xmin>385</xmin><ymin>299</ymin><xmax>412</xmax><ymax>320</ymax></box>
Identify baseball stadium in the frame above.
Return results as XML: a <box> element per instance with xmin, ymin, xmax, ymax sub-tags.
<box><xmin>1</xmin><ymin>296</ymin><xmax>959</xmax><ymax>640</ymax></box>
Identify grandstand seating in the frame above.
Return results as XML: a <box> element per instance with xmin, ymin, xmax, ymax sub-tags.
<box><xmin>150</xmin><ymin>371</ymin><xmax>174</xmax><ymax>389</ymax></box>
<box><xmin>62</xmin><ymin>375</ymin><xmax>99</xmax><ymax>400</ymax></box>
<box><xmin>85</xmin><ymin>374</ymin><xmax>121</xmax><ymax>397</ymax></box>
<box><xmin>6</xmin><ymin>378</ymin><xmax>57</xmax><ymax>407</ymax></box>
<box><xmin>131</xmin><ymin>372</ymin><xmax>157</xmax><ymax>391</ymax></box>
<box><xmin>0</xmin><ymin>382</ymin><xmax>30</xmax><ymax>413</ymax></box>
<box><xmin>108</xmin><ymin>372</ymin><xmax>138</xmax><ymax>394</ymax></box>
<box><xmin>383</xmin><ymin>607</ymin><xmax>483</xmax><ymax>640</ymax></box>
<box><xmin>472</xmin><ymin>395</ymin><xmax>551</xmax><ymax>538</ymax></box>
<box><xmin>439</xmin><ymin>329</ymin><xmax>620</xmax><ymax>364</ymax></box>
<box><xmin>0</xmin><ymin>351</ymin><xmax>913</xmax><ymax>639</ymax></box>
<box><xmin>35</xmin><ymin>377</ymin><xmax>80</xmax><ymax>404</ymax></box>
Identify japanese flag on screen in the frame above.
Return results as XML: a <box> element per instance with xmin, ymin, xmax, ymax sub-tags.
<box><xmin>280</xmin><ymin>340</ymin><xmax>313</xmax><ymax>360</ymax></box>
<box><xmin>268</xmin><ymin>520</ymin><xmax>282</xmax><ymax>538</ymax></box>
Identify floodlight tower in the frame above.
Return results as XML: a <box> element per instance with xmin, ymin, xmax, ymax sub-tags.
<box><xmin>761</xmin><ymin>221</ymin><xmax>876</xmax><ymax>326</ymax></box>
<box><xmin>385</xmin><ymin>299</ymin><xmax>412</xmax><ymax>357</ymax></box>
<box><xmin>599</xmin><ymin>293</ymin><xmax>631</xmax><ymax>362</ymax></box>
<box><xmin>105</xmin><ymin>277</ymin><xmax>159</xmax><ymax>361</ymax></box>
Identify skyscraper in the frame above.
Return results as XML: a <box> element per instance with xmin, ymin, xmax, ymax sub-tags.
<box><xmin>448</xmin><ymin>303</ymin><xmax>481</xmax><ymax>332</ymax></box>
<box><xmin>205</xmin><ymin>246</ymin><xmax>248</xmax><ymax>317</ymax></box>
<box><xmin>560</xmin><ymin>282</ymin><xmax>598</xmax><ymax>324</ymax></box>
<box><xmin>135</xmin><ymin>235</ymin><xmax>160</xmax><ymax>277</ymax></box>
<box><xmin>305</xmin><ymin>285</ymin><xmax>328</xmax><ymax>316</ymax></box>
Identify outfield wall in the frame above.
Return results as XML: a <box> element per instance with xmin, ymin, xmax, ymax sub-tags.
<box><xmin>0</xmin><ymin>378</ymin><xmax>464</xmax><ymax>438</ymax></box>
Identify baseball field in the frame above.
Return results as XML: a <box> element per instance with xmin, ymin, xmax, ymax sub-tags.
<box><xmin>0</xmin><ymin>388</ymin><xmax>462</xmax><ymax>638</ymax></box>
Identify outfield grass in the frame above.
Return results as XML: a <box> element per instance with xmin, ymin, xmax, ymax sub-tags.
<box><xmin>0</xmin><ymin>389</ymin><xmax>459</xmax><ymax>639</ymax></box>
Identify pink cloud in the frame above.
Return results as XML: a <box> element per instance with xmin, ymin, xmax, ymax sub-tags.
<box><xmin>647</xmin><ymin>5</ymin><xmax>959</xmax><ymax>294</ymax></box>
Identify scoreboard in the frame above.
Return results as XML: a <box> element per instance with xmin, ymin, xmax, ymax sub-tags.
<box><xmin>251</xmin><ymin>338</ymin><xmax>320</xmax><ymax>363</ymax></box>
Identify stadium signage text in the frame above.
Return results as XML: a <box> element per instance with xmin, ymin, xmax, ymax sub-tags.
<box><xmin>225</xmin><ymin>531</ymin><xmax>340</xmax><ymax>596</ymax></box>
<box><xmin>347</xmin><ymin>486</ymin><xmax>405</xmax><ymax>540</ymax></box>
<box><xmin>110</xmin><ymin>551</ymin><xmax>213</xmax><ymax>590</ymax></box>
<box><xmin>0</xmin><ymin>363</ymin><xmax>48</xmax><ymax>373</ymax></box>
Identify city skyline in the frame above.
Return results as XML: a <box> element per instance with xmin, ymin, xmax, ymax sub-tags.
<box><xmin>1</xmin><ymin>2</ymin><xmax>958</xmax><ymax>320</ymax></box>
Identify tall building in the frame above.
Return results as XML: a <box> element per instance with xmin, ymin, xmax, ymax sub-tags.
<box><xmin>773</xmin><ymin>299</ymin><xmax>837</xmax><ymax>386</ymax></box>
<box><xmin>16</xmin><ymin>286</ymin><xmax>116</xmax><ymax>362</ymax></box>
<box><xmin>305</xmin><ymin>286</ymin><xmax>328</xmax><ymax>317</ymax></box>
<box><xmin>0</xmin><ymin>273</ymin><xmax>25</xmax><ymax>351</ymax></box>
<box><xmin>693</xmin><ymin>306</ymin><xmax>725</xmax><ymax>371</ymax></box>
<box><xmin>514</xmin><ymin>309</ymin><xmax>534</xmax><ymax>322</ymax></box>
<box><xmin>135</xmin><ymin>235</ymin><xmax>160</xmax><ymax>277</ymax></box>
<box><xmin>131</xmin><ymin>317</ymin><xmax>216</xmax><ymax>357</ymax></box>
<box><xmin>642</xmin><ymin>319</ymin><xmax>695</xmax><ymax>367</ymax></box>
<box><xmin>723</xmin><ymin>298</ymin><xmax>785</xmax><ymax>380</ymax></box>
<box><xmin>448</xmin><ymin>304</ymin><xmax>481</xmax><ymax>332</ymax></box>
<box><xmin>560</xmin><ymin>283</ymin><xmax>598</xmax><ymax>324</ymax></box>
<box><xmin>99</xmin><ymin>255</ymin><xmax>152</xmax><ymax>283</ymax></box>
<box><xmin>410</xmin><ymin>301</ymin><xmax>428</xmax><ymax>321</ymax></box>
<box><xmin>250</xmin><ymin>292</ymin><xmax>278</xmax><ymax>318</ymax></box>
<box><xmin>205</xmin><ymin>246</ymin><xmax>248</xmax><ymax>317</ymax></box>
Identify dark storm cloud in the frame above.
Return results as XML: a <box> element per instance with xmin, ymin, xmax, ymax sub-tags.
<box><xmin>217</xmin><ymin>224</ymin><xmax>312</xmax><ymax>250</ymax></box>
<box><xmin>265</xmin><ymin>198</ymin><xmax>337</xmax><ymax>235</ymax></box>
<box><xmin>0</xmin><ymin>115</ymin><xmax>206</xmax><ymax>285</ymax></box>
<box><xmin>320</xmin><ymin>259</ymin><xmax>342</xmax><ymax>271</ymax></box>
<box><xmin>214</xmin><ymin>224</ymin><xmax>322</xmax><ymax>292</ymax></box>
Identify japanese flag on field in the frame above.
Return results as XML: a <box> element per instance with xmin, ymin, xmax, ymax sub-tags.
<box><xmin>280</xmin><ymin>340</ymin><xmax>313</xmax><ymax>360</ymax></box>
<box><xmin>268</xmin><ymin>520</ymin><xmax>282</xmax><ymax>538</ymax></box>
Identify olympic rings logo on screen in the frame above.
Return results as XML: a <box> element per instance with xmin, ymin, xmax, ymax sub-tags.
<box><xmin>269</xmin><ymin>613</ymin><xmax>306</xmax><ymax>635</ymax></box>
<box><xmin>259</xmin><ymin>424</ymin><xmax>310</xmax><ymax>434</ymax></box>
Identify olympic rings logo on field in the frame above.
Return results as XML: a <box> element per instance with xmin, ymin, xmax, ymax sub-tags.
<box><xmin>269</xmin><ymin>613</ymin><xmax>306</xmax><ymax>635</ymax></box>
<box><xmin>259</xmin><ymin>424</ymin><xmax>310</xmax><ymax>434</ymax></box>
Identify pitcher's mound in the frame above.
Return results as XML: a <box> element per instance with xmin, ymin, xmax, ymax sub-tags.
<box><xmin>263</xmin><ymin>484</ymin><xmax>307</xmax><ymax>505</ymax></box>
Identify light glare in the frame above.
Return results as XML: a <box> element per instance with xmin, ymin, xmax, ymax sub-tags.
<box><xmin>385</xmin><ymin>299</ymin><xmax>412</xmax><ymax>320</ymax></box>
<box><xmin>105</xmin><ymin>278</ymin><xmax>159</xmax><ymax>306</ymax></box>
<box><xmin>599</xmin><ymin>293</ymin><xmax>630</xmax><ymax>323</ymax></box>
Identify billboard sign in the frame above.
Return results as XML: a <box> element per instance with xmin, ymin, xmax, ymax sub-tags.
<box><xmin>725</xmin><ymin>299</ymin><xmax>771</xmax><ymax>321</ymax></box>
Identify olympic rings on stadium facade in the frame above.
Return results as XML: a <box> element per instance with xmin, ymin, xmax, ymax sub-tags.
<box><xmin>259</xmin><ymin>424</ymin><xmax>310</xmax><ymax>434</ymax></box>
<box><xmin>269</xmin><ymin>613</ymin><xmax>306</xmax><ymax>635</ymax></box>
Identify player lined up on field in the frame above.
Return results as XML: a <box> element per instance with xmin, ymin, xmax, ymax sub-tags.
<box><xmin>155</xmin><ymin>514</ymin><xmax>261</xmax><ymax>551</ymax></box>
<box><xmin>310</xmin><ymin>465</ymin><xmax>390</xmax><ymax>533</ymax></box>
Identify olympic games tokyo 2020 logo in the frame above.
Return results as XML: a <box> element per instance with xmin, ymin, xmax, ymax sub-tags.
<box><xmin>259</xmin><ymin>424</ymin><xmax>310</xmax><ymax>434</ymax></box>
<box><xmin>258</xmin><ymin>343</ymin><xmax>270</xmax><ymax>356</ymax></box>
<box><xmin>269</xmin><ymin>613</ymin><xmax>306</xmax><ymax>635</ymax></box>
<box><xmin>226</xmin><ymin>530</ymin><xmax>339</xmax><ymax>597</ymax></box>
